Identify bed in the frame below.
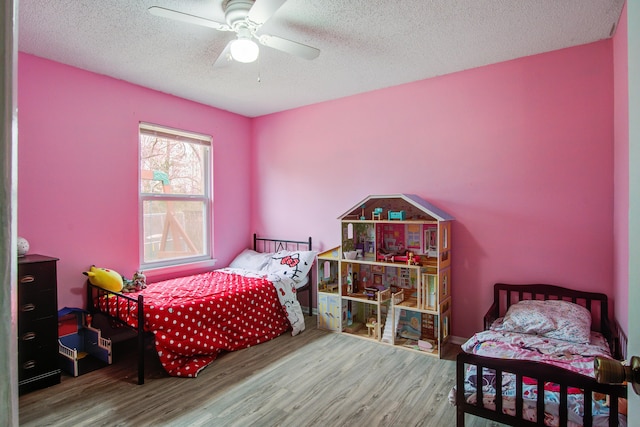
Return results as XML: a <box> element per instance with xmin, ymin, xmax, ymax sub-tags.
<box><xmin>452</xmin><ymin>283</ymin><xmax>627</xmax><ymax>427</ymax></box>
<box><xmin>86</xmin><ymin>234</ymin><xmax>315</xmax><ymax>384</ymax></box>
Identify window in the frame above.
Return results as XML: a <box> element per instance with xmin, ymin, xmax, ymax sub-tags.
<box><xmin>139</xmin><ymin>123</ymin><xmax>212</xmax><ymax>269</ymax></box>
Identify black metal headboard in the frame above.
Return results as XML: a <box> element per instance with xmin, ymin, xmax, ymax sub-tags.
<box><xmin>253</xmin><ymin>233</ymin><xmax>312</xmax><ymax>253</ymax></box>
<box><xmin>253</xmin><ymin>233</ymin><xmax>314</xmax><ymax>317</ymax></box>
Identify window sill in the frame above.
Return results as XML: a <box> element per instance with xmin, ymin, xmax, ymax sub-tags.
<box><xmin>142</xmin><ymin>258</ymin><xmax>217</xmax><ymax>282</ymax></box>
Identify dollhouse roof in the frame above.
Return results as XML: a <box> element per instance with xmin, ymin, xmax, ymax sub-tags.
<box><xmin>338</xmin><ymin>194</ymin><xmax>454</xmax><ymax>222</ymax></box>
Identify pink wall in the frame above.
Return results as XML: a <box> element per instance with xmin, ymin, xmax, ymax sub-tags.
<box><xmin>19</xmin><ymin>41</ymin><xmax>618</xmax><ymax>339</ymax></box>
<box><xmin>253</xmin><ymin>41</ymin><xmax>616</xmax><ymax>338</ymax></box>
<box><xmin>613</xmin><ymin>2</ymin><xmax>629</xmax><ymax>335</ymax></box>
<box><xmin>18</xmin><ymin>53</ymin><xmax>253</xmax><ymax>309</ymax></box>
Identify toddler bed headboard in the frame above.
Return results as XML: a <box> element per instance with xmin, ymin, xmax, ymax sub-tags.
<box><xmin>253</xmin><ymin>233</ymin><xmax>314</xmax><ymax>316</ymax></box>
<box><xmin>483</xmin><ymin>283</ymin><xmax>614</xmax><ymax>355</ymax></box>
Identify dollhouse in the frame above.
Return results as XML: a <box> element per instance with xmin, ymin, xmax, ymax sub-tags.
<box><xmin>316</xmin><ymin>194</ymin><xmax>454</xmax><ymax>358</ymax></box>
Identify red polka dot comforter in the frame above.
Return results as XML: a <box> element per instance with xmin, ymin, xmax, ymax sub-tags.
<box><xmin>97</xmin><ymin>270</ymin><xmax>300</xmax><ymax>377</ymax></box>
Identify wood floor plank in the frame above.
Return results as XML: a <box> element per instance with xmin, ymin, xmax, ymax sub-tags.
<box><xmin>19</xmin><ymin>316</ymin><xmax>503</xmax><ymax>426</ymax></box>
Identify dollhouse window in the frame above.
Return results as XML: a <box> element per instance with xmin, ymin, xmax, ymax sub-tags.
<box><xmin>139</xmin><ymin>123</ymin><xmax>212</xmax><ymax>269</ymax></box>
<box><xmin>323</xmin><ymin>261</ymin><xmax>331</xmax><ymax>279</ymax></box>
<box><xmin>443</xmin><ymin>226</ymin><xmax>449</xmax><ymax>249</ymax></box>
<box><xmin>406</xmin><ymin>224</ymin><xmax>421</xmax><ymax>251</ymax></box>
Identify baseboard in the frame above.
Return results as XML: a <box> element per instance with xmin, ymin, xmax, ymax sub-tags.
<box><xmin>448</xmin><ymin>335</ymin><xmax>467</xmax><ymax>346</ymax></box>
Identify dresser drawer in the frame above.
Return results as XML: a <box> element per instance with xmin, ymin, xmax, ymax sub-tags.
<box><xmin>18</xmin><ymin>316</ymin><xmax>59</xmax><ymax>381</ymax></box>
<box><xmin>18</xmin><ymin>344</ymin><xmax>60</xmax><ymax>382</ymax></box>
<box><xmin>18</xmin><ymin>288</ymin><xmax>56</xmax><ymax>326</ymax></box>
<box><xmin>18</xmin><ymin>260</ymin><xmax>57</xmax><ymax>301</ymax></box>
<box><xmin>18</xmin><ymin>316</ymin><xmax>58</xmax><ymax>354</ymax></box>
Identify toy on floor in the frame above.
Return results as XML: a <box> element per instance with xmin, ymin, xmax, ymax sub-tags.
<box><xmin>58</xmin><ymin>307</ymin><xmax>112</xmax><ymax>376</ymax></box>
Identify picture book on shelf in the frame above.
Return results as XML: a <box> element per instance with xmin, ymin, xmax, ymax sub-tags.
<box><xmin>421</xmin><ymin>313</ymin><xmax>436</xmax><ymax>340</ymax></box>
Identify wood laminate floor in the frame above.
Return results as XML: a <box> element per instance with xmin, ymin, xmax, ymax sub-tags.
<box><xmin>19</xmin><ymin>316</ymin><xmax>506</xmax><ymax>427</ymax></box>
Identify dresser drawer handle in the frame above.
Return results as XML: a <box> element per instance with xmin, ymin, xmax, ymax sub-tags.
<box><xmin>21</xmin><ymin>303</ymin><xmax>36</xmax><ymax>312</ymax></box>
<box><xmin>23</xmin><ymin>360</ymin><xmax>36</xmax><ymax>370</ymax></box>
<box><xmin>21</xmin><ymin>332</ymin><xmax>36</xmax><ymax>341</ymax></box>
<box><xmin>20</xmin><ymin>275</ymin><xmax>35</xmax><ymax>284</ymax></box>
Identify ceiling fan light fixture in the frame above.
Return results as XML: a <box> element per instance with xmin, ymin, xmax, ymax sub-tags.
<box><xmin>230</xmin><ymin>37</ymin><xmax>259</xmax><ymax>63</ymax></box>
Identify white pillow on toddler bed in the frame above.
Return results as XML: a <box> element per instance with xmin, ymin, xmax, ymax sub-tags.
<box><xmin>228</xmin><ymin>249</ymin><xmax>273</xmax><ymax>272</ymax></box>
<box><xmin>262</xmin><ymin>250</ymin><xmax>316</xmax><ymax>284</ymax></box>
<box><xmin>491</xmin><ymin>299</ymin><xmax>592</xmax><ymax>344</ymax></box>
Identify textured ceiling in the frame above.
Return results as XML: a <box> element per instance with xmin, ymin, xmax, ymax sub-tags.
<box><xmin>18</xmin><ymin>0</ymin><xmax>624</xmax><ymax>117</ymax></box>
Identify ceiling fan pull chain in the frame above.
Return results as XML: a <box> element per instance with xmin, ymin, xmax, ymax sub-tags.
<box><xmin>257</xmin><ymin>58</ymin><xmax>262</xmax><ymax>83</ymax></box>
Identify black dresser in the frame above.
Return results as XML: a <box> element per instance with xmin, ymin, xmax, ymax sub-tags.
<box><xmin>18</xmin><ymin>254</ymin><xmax>61</xmax><ymax>394</ymax></box>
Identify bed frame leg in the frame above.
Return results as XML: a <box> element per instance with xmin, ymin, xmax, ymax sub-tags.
<box><xmin>456</xmin><ymin>408</ymin><xmax>465</xmax><ymax>426</ymax></box>
<box><xmin>137</xmin><ymin>329</ymin><xmax>144</xmax><ymax>385</ymax></box>
<box><xmin>137</xmin><ymin>295</ymin><xmax>145</xmax><ymax>385</ymax></box>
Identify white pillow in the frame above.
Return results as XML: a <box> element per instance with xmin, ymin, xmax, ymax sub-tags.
<box><xmin>262</xmin><ymin>250</ymin><xmax>316</xmax><ymax>283</ymax></box>
<box><xmin>228</xmin><ymin>249</ymin><xmax>272</xmax><ymax>272</ymax></box>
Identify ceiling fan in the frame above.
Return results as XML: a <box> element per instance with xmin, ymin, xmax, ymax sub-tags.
<box><xmin>149</xmin><ymin>0</ymin><xmax>320</xmax><ymax>66</ymax></box>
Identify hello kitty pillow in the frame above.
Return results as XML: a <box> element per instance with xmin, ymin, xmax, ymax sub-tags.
<box><xmin>262</xmin><ymin>250</ymin><xmax>316</xmax><ymax>284</ymax></box>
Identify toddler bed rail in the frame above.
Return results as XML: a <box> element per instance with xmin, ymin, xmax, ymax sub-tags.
<box><xmin>456</xmin><ymin>352</ymin><xmax>627</xmax><ymax>426</ymax></box>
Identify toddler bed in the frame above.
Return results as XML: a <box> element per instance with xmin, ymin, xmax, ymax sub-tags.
<box><xmin>86</xmin><ymin>235</ymin><xmax>315</xmax><ymax>384</ymax></box>
<box><xmin>451</xmin><ymin>283</ymin><xmax>627</xmax><ymax>427</ymax></box>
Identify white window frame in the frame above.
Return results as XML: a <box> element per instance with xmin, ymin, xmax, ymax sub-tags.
<box><xmin>138</xmin><ymin>122</ymin><xmax>213</xmax><ymax>271</ymax></box>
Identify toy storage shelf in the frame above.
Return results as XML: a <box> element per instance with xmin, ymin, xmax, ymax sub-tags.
<box><xmin>316</xmin><ymin>194</ymin><xmax>453</xmax><ymax>359</ymax></box>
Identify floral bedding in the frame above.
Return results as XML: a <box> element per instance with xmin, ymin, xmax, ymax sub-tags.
<box><xmin>97</xmin><ymin>269</ymin><xmax>305</xmax><ymax>377</ymax></box>
<box><xmin>462</xmin><ymin>327</ymin><xmax>613</xmax><ymax>375</ymax></box>
<box><xmin>449</xmin><ymin>328</ymin><xmax>625</xmax><ymax>427</ymax></box>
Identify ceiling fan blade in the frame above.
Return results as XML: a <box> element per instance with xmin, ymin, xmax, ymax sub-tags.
<box><xmin>148</xmin><ymin>6</ymin><xmax>230</xmax><ymax>31</ymax></box>
<box><xmin>248</xmin><ymin>0</ymin><xmax>288</xmax><ymax>26</ymax></box>
<box><xmin>213</xmin><ymin>41</ymin><xmax>235</xmax><ymax>68</ymax></box>
<box><xmin>258</xmin><ymin>34</ymin><xmax>320</xmax><ymax>60</ymax></box>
